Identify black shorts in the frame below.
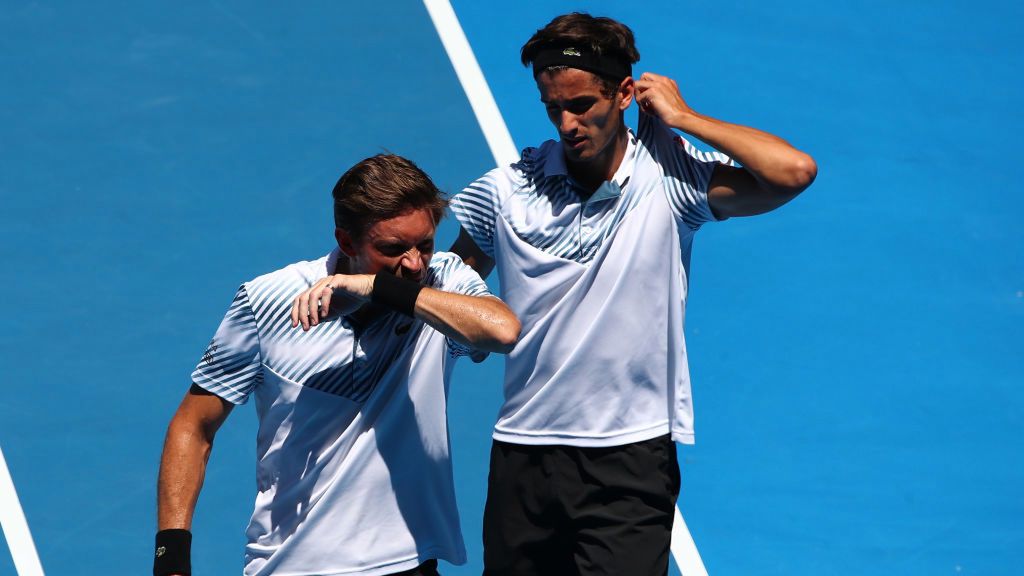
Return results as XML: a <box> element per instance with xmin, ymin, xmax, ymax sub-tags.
<box><xmin>482</xmin><ymin>435</ymin><xmax>680</xmax><ymax>576</ymax></box>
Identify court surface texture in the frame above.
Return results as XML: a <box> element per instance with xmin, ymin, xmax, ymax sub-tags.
<box><xmin>0</xmin><ymin>1</ymin><xmax>1021</xmax><ymax>574</ymax></box>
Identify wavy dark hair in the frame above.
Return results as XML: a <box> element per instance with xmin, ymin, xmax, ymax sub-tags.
<box><xmin>521</xmin><ymin>13</ymin><xmax>640</xmax><ymax>96</ymax></box>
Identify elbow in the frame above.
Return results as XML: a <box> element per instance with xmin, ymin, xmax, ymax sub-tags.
<box><xmin>764</xmin><ymin>153</ymin><xmax>816</xmax><ymax>204</ymax></box>
<box><xmin>785</xmin><ymin>152</ymin><xmax>817</xmax><ymax>194</ymax></box>
<box><xmin>497</xmin><ymin>318</ymin><xmax>523</xmax><ymax>353</ymax></box>
<box><xmin>488</xmin><ymin>317</ymin><xmax>522</xmax><ymax>354</ymax></box>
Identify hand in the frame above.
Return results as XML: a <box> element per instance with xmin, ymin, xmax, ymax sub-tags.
<box><xmin>290</xmin><ymin>274</ymin><xmax>374</xmax><ymax>330</ymax></box>
<box><xmin>634</xmin><ymin>72</ymin><xmax>696</xmax><ymax>128</ymax></box>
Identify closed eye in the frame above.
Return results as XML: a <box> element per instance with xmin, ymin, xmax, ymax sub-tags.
<box><xmin>377</xmin><ymin>244</ymin><xmax>407</xmax><ymax>257</ymax></box>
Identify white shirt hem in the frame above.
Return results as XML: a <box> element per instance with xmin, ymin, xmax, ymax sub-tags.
<box><xmin>492</xmin><ymin>421</ymin><xmax>672</xmax><ymax>447</ymax></box>
<box><xmin>671</xmin><ymin>429</ymin><xmax>695</xmax><ymax>445</ymax></box>
<box><xmin>246</xmin><ymin>548</ymin><xmax>465</xmax><ymax>576</ymax></box>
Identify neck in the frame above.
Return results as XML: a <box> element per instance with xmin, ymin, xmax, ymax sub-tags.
<box><xmin>334</xmin><ymin>255</ymin><xmax>350</xmax><ymax>275</ymax></box>
<box><xmin>566</xmin><ymin>127</ymin><xmax>629</xmax><ymax>194</ymax></box>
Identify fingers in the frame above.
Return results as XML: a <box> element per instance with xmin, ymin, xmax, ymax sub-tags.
<box><xmin>635</xmin><ymin>72</ymin><xmax>676</xmax><ymax>94</ymax></box>
<box><xmin>293</xmin><ymin>287</ymin><xmax>313</xmax><ymax>331</ymax></box>
<box><xmin>307</xmin><ymin>279</ymin><xmax>331</xmax><ymax>327</ymax></box>
<box><xmin>291</xmin><ymin>279</ymin><xmax>331</xmax><ymax>331</ymax></box>
<box><xmin>635</xmin><ymin>74</ymin><xmax>661</xmax><ymax>110</ymax></box>
<box><xmin>635</xmin><ymin>86</ymin><xmax>657</xmax><ymax>112</ymax></box>
<box><xmin>291</xmin><ymin>293</ymin><xmax>302</xmax><ymax>328</ymax></box>
<box><xmin>317</xmin><ymin>282</ymin><xmax>333</xmax><ymax>323</ymax></box>
<box><xmin>634</xmin><ymin>71</ymin><xmax>690</xmax><ymax>120</ymax></box>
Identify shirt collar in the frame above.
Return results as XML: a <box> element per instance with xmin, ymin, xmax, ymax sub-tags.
<box><xmin>541</xmin><ymin>129</ymin><xmax>637</xmax><ymax>202</ymax></box>
<box><xmin>325</xmin><ymin>247</ymin><xmax>342</xmax><ymax>277</ymax></box>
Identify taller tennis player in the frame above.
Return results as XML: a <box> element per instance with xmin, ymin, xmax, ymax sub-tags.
<box><xmin>450</xmin><ymin>13</ymin><xmax>817</xmax><ymax>575</ymax></box>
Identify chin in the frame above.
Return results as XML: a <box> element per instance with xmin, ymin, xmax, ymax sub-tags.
<box><xmin>562</xmin><ymin>145</ymin><xmax>591</xmax><ymax>162</ymax></box>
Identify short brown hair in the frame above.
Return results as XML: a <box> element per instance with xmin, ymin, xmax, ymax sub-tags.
<box><xmin>332</xmin><ymin>154</ymin><xmax>447</xmax><ymax>240</ymax></box>
<box><xmin>520</xmin><ymin>13</ymin><xmax>640</xmax><ymax>96</ymax></box>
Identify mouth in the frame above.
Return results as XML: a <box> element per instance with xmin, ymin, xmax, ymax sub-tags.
<box><xmin>562</xmin><ymin>136</ymin><xmax>587</xmax><ymax>150</ymax></box>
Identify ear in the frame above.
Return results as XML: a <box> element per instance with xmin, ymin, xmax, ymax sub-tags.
<box><xmin>335</xmin><ymin>228</ymin><xmax>358</xmax><ymax>258</ymax></box>
<box><xmin>618</xmin><ymin>76</ymin><xmax>635</xmax><ymax>111</ymax></box>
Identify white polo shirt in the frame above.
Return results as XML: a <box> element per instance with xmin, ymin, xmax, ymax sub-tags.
<box><xmin>192</xmin><ymin>250</ymin><xmax>489</xmax><ymax>576</ymax></box>
<box><xmin>451</xmin><ymin>112</ymin><xmax>730</xmax><ymax>447</ymax></box>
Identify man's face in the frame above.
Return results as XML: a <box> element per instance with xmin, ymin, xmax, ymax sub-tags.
<box><xmin>338</xmin><ymin>208</ymin><xmax>436</xmax><ymax>282</ymax></box>
<box><xmin>537</xmin><ymin>68</ymin><xmax>632</xmax><ymax>170</ymax></box>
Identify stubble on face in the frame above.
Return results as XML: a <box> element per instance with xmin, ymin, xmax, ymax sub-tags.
<box><xmin>536</xmin><ymin>68</ymin><xmax>630</xmax><ymax>187</ymax></box>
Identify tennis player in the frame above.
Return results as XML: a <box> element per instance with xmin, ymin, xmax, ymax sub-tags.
<box><xmin>449</xmin><ymin>13</ymin><xmax>817</xmax><ymax>575</ymax></box>
<box><xmin>155</xmin><ymin>154</ymin><xmax>520</xmax><ymax>576</ymax></box>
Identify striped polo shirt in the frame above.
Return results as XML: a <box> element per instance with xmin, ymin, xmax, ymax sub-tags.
<box><xmin>451</xmin><ymin>111</ymin><xmax>731</xmax><ymax>447</ymax></box>
<box><xmin>192</xmin><ymin>250</ymin><xmax>490</xmax><ymax>576</ymax></box>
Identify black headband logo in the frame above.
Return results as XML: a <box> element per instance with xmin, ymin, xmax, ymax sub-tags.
<box><xmin>532</xmin><ymin>45</ymin><xmax>631</xmax><ymax>83</ymax></box>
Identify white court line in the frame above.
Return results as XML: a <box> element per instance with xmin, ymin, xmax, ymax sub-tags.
<box><xmin>0</xmin><ymin>444</ymin><xmax>45</xmax><ymax>576</ymax></box>
<box><xmin>422</xmin><ymin>0</ymin><xmax>519</xmax><ymax>167</ymax></box>
<box><xmin>423</xmin><ymin>2</ymin><xmax>708</xmax><ymax>574</ymax></box>
<box><xmin>673</xmin><ymin>506</ymin><xmax>709</xmax><ymax>576</ymax></box>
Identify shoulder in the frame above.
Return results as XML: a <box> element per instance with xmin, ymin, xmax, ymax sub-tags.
<box><xmin>242</xmin><ymin>252</ymin><xmax>330</xmax><ymax>308</ymax></box>
<box><xmin>425</xmin><ymin>251</ymin><xmax>475</xmax><ymax>281</ymax></box>
<box><xmin>470</xmin><ymin>140</ymin><xmax>560</xmax><ymax>195</ymax></box>
<box><xmin>514</xmin><ymin>140</ymin><xmax>558</xmax><ymax>175</ymax></box>
<box><xmin>425</xmin><ymin>252</ymin><xmax>489</xmax><ymax>293</ymax></box>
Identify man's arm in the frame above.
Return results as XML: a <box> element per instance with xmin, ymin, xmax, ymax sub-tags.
<box><xmin>157</xmin><ymin>385</ymin><xmax>234</xmax><ymax>531</ymax></box>
<box><xmin>450</xmin><ymin>227</ymin><xmax>495</xmax><ymax>279</ymax></box>
<box><xmin>410</xmin><ymin>287</ymin><xmax>519</xmax><ymax>353</ymax></box>
<box><xmin>291</xmin><ymin>266</ymin><xmax>520</xmax><ymax>354</ymax></box>
<box><xmin>635</xmin><ymin>72</ymin><xmax>817</xmax><ymax>218</ymax></box>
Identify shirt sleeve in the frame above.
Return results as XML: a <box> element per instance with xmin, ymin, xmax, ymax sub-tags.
<box><xmin>427</xmin><ymin>253</ymin><xmax>496</xmax><ymax>362</ymax></box>
<box><xmin>638</xmin><ymin>111</ymin><xmax>733</xmax><ymax>230</ymax></box>
<box><xmin>190</xmin><ymin>285</ymin><xmax>262</xmax><ymax>404</ymax></box>
<box><xmin>449</xmin><ymin>167</ymin><xmax>506</xmax><ymax>258</ymax></box>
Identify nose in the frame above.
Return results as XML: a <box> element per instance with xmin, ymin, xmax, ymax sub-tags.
<box><xmin>557</xmin><ymin>110</ymin><xmax>579</xmax><ymax>135</ymax></box>
<box><xmin>401</xmin><ymin>247</ymin><xmax>423</xmax><ymax>275</ymax></box>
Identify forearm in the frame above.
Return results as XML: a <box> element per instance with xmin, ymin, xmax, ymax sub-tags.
<box><xmin>414</xmin><ymin>288</ymin><xmax>520</xmax><ymax>353</ymax></box>
<box><xmin>293</xmin><ymin>269</ymin><xmax>520</xmax><ymax>351</ymax></box>
<box><xmin>668</xmin><ymin>111</ymin><xmax>816</xmax><ymax>193</ymax></box>
<box><xmin>157</xmin><ymin>418</ymin><xmax>214</xmax><ymax>530</ymax></box>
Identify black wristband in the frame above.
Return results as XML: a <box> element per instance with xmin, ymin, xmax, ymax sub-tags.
<box><xmin>154</xmin><ymin>529</ymin><xmax>191</xmax><ymax>576</ymax></box>
<box><xmin>371</xmin><ymin>272</ymin><xmax>423</xmax><ymax>317</ymax></box>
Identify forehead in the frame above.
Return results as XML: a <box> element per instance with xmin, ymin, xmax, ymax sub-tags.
<box><xmin>536</xmin><ymin>67</ymin><xmax>607</xmax><ymax>101</ymax></box>
<box><xmin>363</xmin><ymin>208</ymin><xmax>436</xmax><ymax>243</ymax></box>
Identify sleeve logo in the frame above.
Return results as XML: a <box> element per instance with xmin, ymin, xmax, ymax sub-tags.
<box><xmin>202</xmin><ymin>341</ymin><xmax>219</xmax><ymax>365</ymax></box>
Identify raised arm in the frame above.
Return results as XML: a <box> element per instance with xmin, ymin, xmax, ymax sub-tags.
<box><xmin>291</xmin><ymin>268</ymin><xmax>520</xmax><ymax>354</ymax></box>
<box><xmin>635</xmin><ymin>72</ymin><xmax>817</xmax><ymax>218</ymax></box>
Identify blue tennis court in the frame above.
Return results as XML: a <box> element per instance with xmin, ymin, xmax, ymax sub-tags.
<box><xmin>1</xmin><ymin>1</ymin><xmax>1021</xmax><ymax>574</ymax></box>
